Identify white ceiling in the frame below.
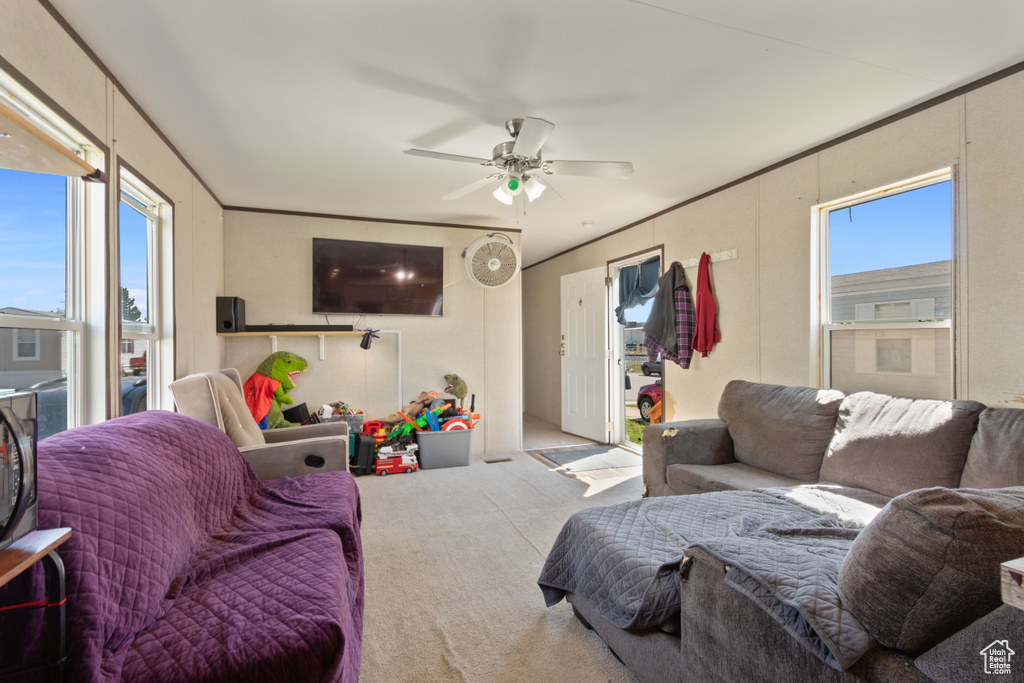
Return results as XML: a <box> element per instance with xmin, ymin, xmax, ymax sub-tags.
<box><xmin>50</xmin><ymin>0</ymin><xmax>1024</xmax><ymax>265</ymax></box>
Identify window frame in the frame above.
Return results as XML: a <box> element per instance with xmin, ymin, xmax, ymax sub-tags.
<box><xmin>0</xmin><ymin>67</ymin><xmax>107</xmax><ymax>432</ymax></box>
<box><xmin>117</xmin><ymin>167</ymin><xmax>172</xmax><ymax>414</ymax></box>
<box><xmin>0</xmin><ymin>174</ymin><xmax>85</xmax><ymax>428</ymax></box>
<box><xmin>811</xmin><ymin>168</ymin><xmax>954</xmax><ymax>393</ymax></box>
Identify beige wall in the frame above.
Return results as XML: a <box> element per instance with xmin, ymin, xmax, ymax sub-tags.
<box><xmin>223</xmin><ymin>211</ymin><xmax>523</xmax><ymax>455</ymax></box>
<box><xmin>11</xmin><ymin>0</ymin><xmax>1024</xmax><ymax>432</ymax></box>
<box><xmin>523</xmin><ymin>71</ymin><xmax>1024</xmax><ymax>424</ymax></box>
<box><xmin>1</xmin><ymin>0</ymin><xmax>225</xmax><ymax>412</ymax></box>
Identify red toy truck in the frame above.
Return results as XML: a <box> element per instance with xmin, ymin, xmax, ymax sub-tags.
<box><xmin>374</xmin><ymin>444</ymin><xmax>419</xmax><ymax>476</ymax></box>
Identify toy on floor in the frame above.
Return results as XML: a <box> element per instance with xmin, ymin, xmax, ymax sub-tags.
<box><xmin>382</xmin><ymin>391</ymin><xmax>439</xmax><ymax>428</ymax></box>
<box><xmin>374</xmin><ymin>444</ymin><xmax>419</xmax><ymax>476</ymax></box>
<box><xmin>243</xmin><ymin>351</ymin><xmax>307</xmax><ymax>429</ymax></box>
<box><xmin>387</xmin><ymin>405</ymin><xmax>447</xmax><ymax>440</ymax></box>
<box><xmin>362</xmin><ymin>420</ymin><xmax>387</xmax><ymax>448</ymax></box>
<box><xmin>384</xmin><ymin>402</ymin><xmax>481</xmax><ymax>441</ymax></box>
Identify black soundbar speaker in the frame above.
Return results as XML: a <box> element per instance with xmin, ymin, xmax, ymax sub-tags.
<box><xmin>216</xmin><ymin>296</ymin><xmax>246</xmax><ymax>333</ymax></box>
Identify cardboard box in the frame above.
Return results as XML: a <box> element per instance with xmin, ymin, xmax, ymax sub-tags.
<box><xmin>415</xmin><ymin>429</ymin><xmax>472</xmax><ymax>469</ymax></box>
<box><xmin>1001</xmin><ymin>557</ymin><xmax>1024</xmax><ymax>611</ymax></box>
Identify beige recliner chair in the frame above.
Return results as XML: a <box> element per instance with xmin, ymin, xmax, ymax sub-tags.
<box><xmin>169</xmin><ymin>368</ymin><xmax>349</xmax><ymax>479</ymax></box>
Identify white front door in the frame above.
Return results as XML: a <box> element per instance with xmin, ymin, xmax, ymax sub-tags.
<box><xmin>560</xmin><ymin>266</ymin><xmax>609</xmax><ymax>442</ymax></box>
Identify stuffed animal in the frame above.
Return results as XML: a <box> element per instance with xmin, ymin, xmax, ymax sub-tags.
<box><xmin>382</xmin><ymin>391</ymin><xmax>438</xmax><ymax>427</ymax></box>
<box><xmin>243</xmin><ymin>351</ymin><xmax>307</xmax><ymax>428</ymax></box>
<box><xmin>444</xmin><ymin>373</ymin><xmax>468</xmax><ymax>409</ymax></box>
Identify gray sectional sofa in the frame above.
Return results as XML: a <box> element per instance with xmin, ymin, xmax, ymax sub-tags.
<box><xmin>542</xmin><ymin>380</ymin><xmax>1024</xmax><ymax>683</ymax></box>
<box><xmin>642</xmin><ymin>379</ymin><xmax>1011</xmax><ymax>499</ymax></box>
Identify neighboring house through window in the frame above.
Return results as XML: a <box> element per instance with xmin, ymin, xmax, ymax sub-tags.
<box><xmin>13</xmin><ymin>328</ymin><xmax>40</xmax><ymax>360</ymax></box>
<box><xmin>813</xmin><ymin>169</ymin><xmax>953</xmax><ymax>399</ymax></box>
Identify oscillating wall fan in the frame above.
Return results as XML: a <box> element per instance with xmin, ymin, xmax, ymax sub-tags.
<box><xmin>463</xmin><ymin>234</ymin><xmax>521</xmax><ymax>288</ymax></box>
<box><xmin>405</xmin><ymin>117</ymin><xmax>633</xmax><ymax>205</ymax></box>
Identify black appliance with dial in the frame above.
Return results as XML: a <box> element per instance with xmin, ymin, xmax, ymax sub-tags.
<box><xmin>0</xmin><ymin>391</ymin><xmax>38</xmax><ymax>550</ymax></box>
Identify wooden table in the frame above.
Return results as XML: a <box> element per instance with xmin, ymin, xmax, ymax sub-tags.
<box><xmin>0</xmin><ymin>528</ymin><xmax>72</xmax><ymax>683</ymax></box>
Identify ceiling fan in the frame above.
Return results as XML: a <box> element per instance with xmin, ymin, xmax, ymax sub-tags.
<box><xmin>404</xmin><ymin>117</ymin><xmax>634</xmax><ymax>205</ymax></box>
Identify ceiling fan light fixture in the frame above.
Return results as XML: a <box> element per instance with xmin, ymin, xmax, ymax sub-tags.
<box><xmin>524</xmin><ymin>175</ymin><xmax>546</xmax><ymax>202</ymax></box>
<box><xmin>414</xmin><ymin>116</ymin><xmax>633</xmax><ymax>206</ymax></box>
<box><xmin>504</xmin><ymin>171</ymin><xmax>523</xmax><ymax>196</ymax></box>
<box><xmin>492</xmin><ymin>186</ymin><xmax>513</xmax><ymax>205</ymax></box>
<box><xmin>492</xmin><ymin>171</ymin><xmax>523</xmax><ymax>204</ymax></box>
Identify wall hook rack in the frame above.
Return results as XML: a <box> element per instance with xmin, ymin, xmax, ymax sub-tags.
<box><xmin>679</xmin><ymin>249</ymin><xmax>738</xmax><ymax>269</ymax></box>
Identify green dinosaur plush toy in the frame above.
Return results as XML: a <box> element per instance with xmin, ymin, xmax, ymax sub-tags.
<box><xmin>444</xmin><ymin>373</ymin><xmax>468</xmax><ymax>409</ymax></box>
<box><xmin>243</xmin><ymin>351</ymin><xmax>308</xmax><ymax>428</ymax></box>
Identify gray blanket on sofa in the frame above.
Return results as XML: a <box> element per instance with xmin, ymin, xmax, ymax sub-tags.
<box><xmin>538</xmin><ymin>486</ymin><xmax>884</xmax><ymax>671</ymax></box>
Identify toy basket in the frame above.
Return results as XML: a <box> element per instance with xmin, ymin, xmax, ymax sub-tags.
<box><xmin>415</xmin><ymin>429</ymin><xmax>472</xmax><ymax>469</ymax></box>
<box><xmin>323</xmin><ymin>413</ymin><xmax>365</xmax><ymax>434</ymax></box>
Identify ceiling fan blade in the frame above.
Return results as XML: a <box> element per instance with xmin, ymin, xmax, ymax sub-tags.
<box><xmin>404</xmin><ymin>148</ymin><xmax>491</xmax><ymax>165</ymax></box>
<box><xmin>441</xmin><ymin>174</ymin><xmax>502</xmax><ymax>201</ymax></box>
<box><xmin>511</xmin><ymin>117</ymin><xmax>555</xmax><ymax>158</ymax></box>
<box><xmin>543</xmin><ymin>160</ymin><xmax>634</xmax><ymax>179</ymax></box>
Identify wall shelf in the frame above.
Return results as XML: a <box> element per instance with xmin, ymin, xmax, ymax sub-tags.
<box><xmin>217</xmin><ymin>331</ymin><xmax>363</xmax><ymax>337</ymax></box>
<box><xmin>219</xmin><ymin>330</ymin><xmax>363</xmax><ymax>358</ymax></box>
<box><xmin>220</xmin><ymin>329</ymin><xmax>404</xmax><ymax>407</ymax></box>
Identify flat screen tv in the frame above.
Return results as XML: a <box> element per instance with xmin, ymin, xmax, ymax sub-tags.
<box><xmin>312</xmin><ymin>238</ymin><xmax>444</xmax><ymax>316</ymax></box>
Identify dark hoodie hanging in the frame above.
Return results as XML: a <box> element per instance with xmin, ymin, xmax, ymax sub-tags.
<box><xmin>642</xmin><ymin>261</ymin><xmax>695</xmax><ymax>369</ymax></box>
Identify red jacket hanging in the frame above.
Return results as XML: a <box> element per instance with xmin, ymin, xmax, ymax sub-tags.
<box><xmin>692</xmin><ymin>252</ymin><xmax>721</xmax><ymax>357</ymax></box>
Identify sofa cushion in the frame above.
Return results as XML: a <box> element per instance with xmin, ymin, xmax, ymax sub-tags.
<box><xmin>960</xmin><ymin>408</ymin><xmax>1024</xmax><ymax>488</ymax></box>
<box><xmin>666</xmin><ymin>462</ymin><xmax>806</xmax><ymax>495</ymax></box>
<box><xmin>819</xmin><ymin>392</ymin><xmax>985</xmax><ymax>498</ymax></box>
<box><xmin>838</xmin><ymin>486</ymin><xmax>1024</xmax><ymax>656</ymax></box>
<box><xmin>121</xmin><ymin>529</ymin><xmax>359</xmax><ymax>683</ymax></box>
<box><xmin>717</xmin><ymin>380</ymin><xmax>845</xmax><ymax>481</ymax></box>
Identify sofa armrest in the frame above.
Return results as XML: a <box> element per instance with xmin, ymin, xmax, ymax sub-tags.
<box><xmin>678</xmin><ymin>546</ymin><xmax>928</xmax><ymax>682</ymax></box>
<box><xmin>239</xmin><ymin>435</ymin><xmax>349</xmax><ymax>479</ymax></box>
<box><xmin>642</xmin><ymin>419</ymin><xmax>734</xmax><ymax>497</ymax></box>
<box><xmin>262</xmin><ymin>421</ymin><xmax>349</xmax><ymax>442</ymax></box>
<box><xmin>915</xmin><ymin>604</ymin><xmax>1024</xmax><ymax>682</ymax></box>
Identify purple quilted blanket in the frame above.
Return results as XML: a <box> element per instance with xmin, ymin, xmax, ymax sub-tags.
<box><xmin>0</xmin><ymin>411</ymin><xmax>363</xmax><ymax>683</ymax></box>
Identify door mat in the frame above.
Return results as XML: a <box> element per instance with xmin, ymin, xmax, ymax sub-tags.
<box><xmin>532</xmin><ymin>446</ymin><xmax>641</xmax><ymax>472</ymax></box>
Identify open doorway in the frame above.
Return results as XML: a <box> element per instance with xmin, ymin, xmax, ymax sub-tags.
<box><xmin>609</xmin><ymin>249</ymin><xmax>662</xmax><ymax>451</ymax></box>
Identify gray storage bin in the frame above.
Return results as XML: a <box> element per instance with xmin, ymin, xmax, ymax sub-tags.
<box><xmin>415</xmin><ymin>429</ymin><xmax>473</xmax><ymax>469</ymax></box>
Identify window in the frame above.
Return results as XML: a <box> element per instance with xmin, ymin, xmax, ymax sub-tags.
<box><xmin>814</xmin><ymin>169</ymin><xmax>952</xmax><ymax>399</ymax></box>
<box><xmin>118</xmin><ymin>169</ymin><xmax>172</xmax><ymax>415</ymax></box>
<box><xmin>13</xmin><ymin>329</ymin><xmax>40</xmax><ymax>360</ymax></box>
<box><xmin>0</xmin><ymin>168</ymin><xmax>81</xmax><ymax>437</ymax></box>
<box><xmin>0</xmin><ymin>68</ymin><xmax>105</xmax><ymax>435</ymax></box>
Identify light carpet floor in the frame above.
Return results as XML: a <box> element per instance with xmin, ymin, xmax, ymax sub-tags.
<box><xmin>356</xmin><ymin>448</ymin><xmax>642</xmax><ymax>682</ymax></box>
